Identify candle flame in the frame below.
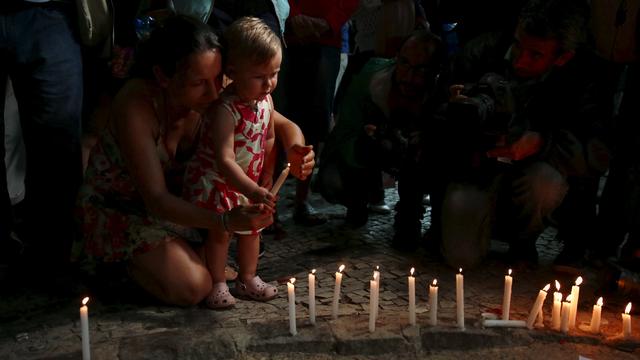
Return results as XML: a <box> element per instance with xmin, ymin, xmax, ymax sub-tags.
<box><xmin>82</xmin><ymin>297</ymin><xmax>89</xmax><ymax>306</ymax></box>
<box><xmin>311</xmin><ymin>269</ymin><xmax>316</xmax><ymax>275</ymax></box>
<box><xmin>575</xmin><ymin>276</ymin><xmax>583</xmax><ymax>286</ymax></box>
<box><xmin>338</xmin><ymin>264</ymin><xmax>345</xmax><ymax>273</ymax></box>
<box><xmin>597</xmin><ymin>297</ymin><xmax>603</xmax><ymax>307</ymax></box>
<box><xmin>376</xmin><ymin>265</ymin><xmax>379</xmax><ymax>270</ymax></box>
<box><xmin>459</xmin><ymin>268</ymin><xmax>463</xmax><ymax>273</ymax></box>
<box><xmin>290</xmin><ymin>278</ymin><xmax>296</xmax><ymax>284</ymax></box>
<box><xmin>508</xmin><ymin>269</ymin><xmax>512</xmax><ymax>276</ymax></box>
<box><xmin>286</xmin><ymin>162</ymin><xmax>290</xmax><ymax>168</ymax></box>
<box><xmin>432</xmin><ymin>279</ymin><xmax>438</xmax><ymax>286</ymax></box>
<box><xmin>566</xmin><ymin>294</ymin><xmax>573</xmax><ymax>302</ymax></box>
<box><xmin>555</xmin><ymin>280</ymin><xmax>560</xmax><ymax>291</ymax></box>
<box><xmin>410</xmin><ymin>267</ymin><xmax>415</xmax><ymax>276</ymax></box>
<box><xmin>543</xmin><ymin>283</ymin><xmax>551</xmax><ymax>292</ymax></box>
<box><xmin>625</xmin><ymin>302</ymin><xmax>632</xmax><ymax>314</ymax></box>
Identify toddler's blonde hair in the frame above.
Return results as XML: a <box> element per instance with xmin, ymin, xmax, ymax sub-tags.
<box><xmin>224</xmin><ymin>17</ymin><xmax>282</xmax><ymax>67</ymax></box>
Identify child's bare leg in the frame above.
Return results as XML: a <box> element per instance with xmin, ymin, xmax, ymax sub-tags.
<box><xmin>237</xmin><ymin>233</ymin><xmax>259</xmax><ymax>282</ymax></box>
<box><xmin>203</xmin><ymin>229</ymin><xmax>231</xmax><ymax>284</ymax></box>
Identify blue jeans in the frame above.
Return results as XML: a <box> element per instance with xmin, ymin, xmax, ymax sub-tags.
<box><xmin>0</xmin><ymin>3</ymin><xmax>83</xmax><ymax>266</ymax></box>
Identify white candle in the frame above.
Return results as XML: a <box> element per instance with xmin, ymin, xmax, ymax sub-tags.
<box><xmin>560</xmin><ymin>294</ymin><xmax>572</xmax><ymax>334</ymax></box>
<box><xmin>552</xmin><ymin>280</ymin><xmax>562</xmax><ymax>331</ymax></box>
<box><xmin>308</xmin><ymin>269</ymin><xmax>316</xmax><ymax>325</ymax></box>
<box><xmin>369</xmin><ymin>271</ymin><xmax>379</xmax><ymax>332</ymax></box>
<box><xmin>270</xmin><ymin>163</ymin><xmax>290</xmax><ymax>195</ymax></box>
<box><xmin>622</xmin><ymin>302</ymin><xmax>632</xmax><ymax>339</ymax></box>
<box><xmin>373</xmin><ymin>266</ymin><xmax>380</xmax><ymax>321</ymax></box>
<box><xmin>332</xmin><ymin>264</ymin><xmax>345</xmax><ymax>319</ymax></box>
<box><xmin>536</xmin><ymin>306</ymin><xmax>544</xmax><ymax>328</ymax></box>
<box><xmin>526</xmin><ymin>283</ymin><xmax>550</xmax><ymax>329</ymax></box>
<box><xmin>429</xmin><ymin>279</ymin><xmax>438</xmax><ymax>326</ymax></box>
<box><xmin>408</xmin><ymin>267</ymin><xmax>416</xmax><ymax>325</ymax></box>
<box><xmin>502</xmin><ymin>269</ymin><xmax>513</xmax><ymax>320</ymax></box>
<box><xmin>80</xmin><ymin>297</ymin><xmax>90</xmax><ymax>360</ymax></box>
<box><xmin>456</xmin><ymin>268</ymin><xmax>464</xmax><ymax>329</ymax></box>
<box><xmin>569</xmin><ymin>276</ymin><xmax>583</xmax><ymax>329</ymax></box>
<box><xmin>590</xmin><ymin>297</ymin><xmax>603</xmax><ymax>334</ymax></box>
<box><xmin>287</xmin><ymin>278</ymin><xmax>297</xmax><ymax>336</ymax></box>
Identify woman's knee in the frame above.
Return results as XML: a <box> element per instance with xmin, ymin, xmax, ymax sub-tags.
<box><xmin>173</xmin><ymin>269</ymin><xmax>212</xmax><ymax>306</ymax></box>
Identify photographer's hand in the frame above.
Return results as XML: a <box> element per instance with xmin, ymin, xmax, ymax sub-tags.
<box><xmin>486</xmin><ymin>131</ymin><xmax>542</xmax><ymax>161</ymax></box>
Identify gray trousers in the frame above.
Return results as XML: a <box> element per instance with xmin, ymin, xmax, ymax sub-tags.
<box><xmin>440</xmin><ymin>162</ymin><xmax>568</xmax><ymax>268</ymax></box>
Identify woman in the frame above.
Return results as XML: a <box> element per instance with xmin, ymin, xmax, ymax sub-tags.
<box><xmin>74</xmin><ymin>15</ymin><xmax>314</xmax><ymax>306</ymax></box>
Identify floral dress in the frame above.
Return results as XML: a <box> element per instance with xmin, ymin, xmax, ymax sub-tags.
<box><xmin>73</xmin><ymin>121</ymin><xmax>202</xmax><ymax>267</ymax></box>
<box><xmin>183</xmin><ymin>93</ymin><xmax>272</xmax><ymax>217</ymax></box>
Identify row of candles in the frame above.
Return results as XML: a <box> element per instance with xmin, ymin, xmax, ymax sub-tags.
<box><xmin>285</xmin><ymin>266</ymin><xmax>635</xmax><ymax>339</ymax></box>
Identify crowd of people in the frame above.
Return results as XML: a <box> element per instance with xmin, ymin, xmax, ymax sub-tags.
<box><xmin>0</xmin><ymin>0</ymin><xmax>638</xmax><ymax>309</ymax></box>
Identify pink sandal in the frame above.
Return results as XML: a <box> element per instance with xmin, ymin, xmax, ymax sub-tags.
<box><xmin>235</xmin><ymin>276</ymin><xmax>278</xmax><ymax>301</ymax></box>
<box><xmin>205</xmin><ymin>282</ymin><xmax>236</xmax><ymax>309</ymax></box>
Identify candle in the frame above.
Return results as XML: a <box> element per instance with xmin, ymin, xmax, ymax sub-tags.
<box><xmin>372</xmin><ymin>266</ymin><xmax>380</xmax><ymax>321</ymax></box>
<box><xmin>569</xmin><ymin>276</ymin><xmax>583</xmax><ymax>329</ymax></box>
<box><xmin>369</xmin><ymin>271</ymin><xmax>379</xmax><ymax>332</ymax></box>
<box><xmin>590</xmin><ymin>297</ymin><xmax>603</xmax><ymax>334</ymax></box>
<box><xmin>332</xmin><ymin>264</ymin><xmax>345</xmax><ymax>319</ymax></box>
<box><xmin>560</xmin><ymin>294</ymin><xmax>572</xmax><ymax>334</ymax></box>
<box><xmin>429</xmin><ymin>279</ymin><xmax>438</xmax><ymax>326</ymax></box>
<box><xmin>552</xmin><ymin>280</ymin><xmax>562</xmax><ymax>330</ymax></box>
<box><xmin>408</xmin><ymin>267</ymin><xmax>416</xmax><ymax>325</ymax></box>
<box><xmin>308</xmin><ymin>269</ymin><xmax>316</xmax><ymax>325</ymax></box>
<box><xmin>622</xmin><ymin>302</ymin><xmax>632</xmax><ymax>339</ymax></box>
<box><xmin>270</xmin><ymin>163</ymin><xmax>290</xmax><ymax>195</ymax></box>
<box><xmin>502</xmin><ymin>269</ymin><xmax>513</xmax><ymax>320</ymax></box>
<box><xmin>456</xmin><ymin>268</ymin><xmax>464</xmax><ymax>329</ymax></box>
<box><xmin>80</xmin><ymin>297</ymin><xmax>90</xmax><ymax>360</ymax></box>
<box><xmin>526</xmin><ymin>283</ymin><xmax>550</xmax><ymax>329</ymax></box>
<box><xmin>287</xmin><ymin>278</ymin><xmax>297</xmax><ymax>336</ymax></box>
<box><xmin>536</xmin><ymin>306</ymin><xmax>544</xmax><ymax>328</ymax></box>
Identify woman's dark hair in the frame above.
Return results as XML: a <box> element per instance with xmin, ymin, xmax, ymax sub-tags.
<box><xmin>133</xmin><ymin>14</ymin><xmax>221</xmax><ymax>79</ymax></box>
<box><xmin>518</xmin><ymin>0</ymin><xmax>589</xmax><ymax>53</ymax></box>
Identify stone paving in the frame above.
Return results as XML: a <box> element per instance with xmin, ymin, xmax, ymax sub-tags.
<box><xmin>1</xmin><ymin>179</ymin><xmax>640</xmax><ymax>359</ymax></box>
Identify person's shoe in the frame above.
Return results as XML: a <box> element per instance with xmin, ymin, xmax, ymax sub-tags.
<box><xmin>205</xmin><ymin>282</ymin><xmax>236</xmax><ymax>309</ymax></box>
<box><xmin>293</xmin><ymin>203</ymin><xmax>328</xmax><ymax>226</ymax></box>
<box><xmin>552</xmin><ymin>246</ymin><xmax>585</xmax><ymax>276</ymax></box>
<box><xmin>235</xmin><ymin>275</ymin><xmax>278</xmax><ymax>301</ymax></box>
<box><xmin>369</xmin><ymin>201</ymin><xmax>392</xmax><ymax>215</ymax></box>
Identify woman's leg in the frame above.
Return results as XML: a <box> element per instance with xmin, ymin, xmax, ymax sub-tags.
<box><xmin>128</xmin><ymin>239</ymin><xmax>211</xmax><ymax>306</ymax></box>
<box><xmin>237</xmin><ymin>234</ymin><xmax>259</xmax><ymax>283</ymax></box>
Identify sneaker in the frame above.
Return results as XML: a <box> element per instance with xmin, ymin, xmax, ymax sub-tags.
<box><xmin>293</xmin><ymin>202</ymin><xmax>328</xmax><ymax>226</ymax></box>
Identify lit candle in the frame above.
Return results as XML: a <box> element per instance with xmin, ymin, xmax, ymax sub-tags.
<box><xmin>270</xmin><ymin>163</ymin><xmax>290</xmax><ymax>195</ymax></box>
<box><xmin>552</xmin><ymin>280</ymin><xmax>562</xmax><ymax>331</ymax></box>
<box><xmin>287</xmin><ymin>278</ymin><xmax>297</xmax><ymax>336</ymax></box>
<box><xmin>569</xmin><ymin>276</ymin><xmax>583</xmax><ymax>329</ymax></box>
<box><xmin>80</xmin><ymin>297</ymin><xmax>90</xmax><ymax>360</ymax></box>
<box><xmin>372</xmin><ymin>266</ymin><xmax>380</xmax><ymax>320</ymax></box>
<box><xmin>590</xmin><ymin>297</ymin><xmax>603</xmax><ymax>334</ymax></box>
<box><xmin>369</xmin><ymin>271</ymin><xmax>379</xmax><ymax>332</ymax></box>
<box><xmin>408</xmin><ymin>267</ymin><xmax>416</xmax><ymax>326</ymax></box>
<box><xmin>456</xmin><ymin>268</ymin><xmax>464</xmax><ymax>329</ymax></box>
<box><xmin>622</xmin><ymin>302</ymin><xmax>632</xmax><ymax>339</ymax></box>
<box><xmin>560</xmin><ymin>294</ymin><xmax>572</xmax><ymax>334</ymax></box>
<box><xmin>526</xmin><ymin>283</ymin><xmax>550</xmax><ymax>329</ymax></box>
<box><xmin>429</xmin><ymin>279</ymin><xmax>438</xmax><ymax>326</ymax></box>
<box><xmin>308</xmin><ymin>269</ymin><xmax>316</xmax><ymax>325</ymax></box>
<box><xmin>502</xmin><ymin>269</ymin><xmax>513</xmax><ymax>320</ymax></box>
<box><xmin>536</xmin><ymin>306</ymin><xmax>544</xmax><ymax>328</ymax></box>
<box><xmin>332</xmin><ymin>264</ymin><xmax>345</xmax><ymax>319</ymax></box>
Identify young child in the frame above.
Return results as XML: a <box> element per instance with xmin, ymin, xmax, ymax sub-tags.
<box><xmin>183</xmin><ymin>17</ymin><xmax>284</xmax><ymax>309</ymax></box>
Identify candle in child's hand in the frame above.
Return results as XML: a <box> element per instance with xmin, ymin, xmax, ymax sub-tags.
<box><xmin>569</xmin><ymin>276</ymin><xmax>583</xmax><ymax>329</ymax></box>
<box><xmin>590</xmin><ymin>297</ymin><xmax>603</xmax><ymax>334</ymax></box>
<box><xmin>408</xmin><ymin>267</ymin><xmax>416</xmax><ymax>326</ymax></box>
<box><xmin>622</xmin><ymin>302</ymin><xmax>632</xmax><ymax>339</ymax></box>
<box><xmin>527</xmin><ymin>283</ymin><xmax>550</xmax><ymax>329</ymax></box>
<box><xmin>456</xmin><ymin>268</ymin><xmax>464</xmax><ymax>329</ymax></box>
<box><xmin>308</xmin><ymin>269</ymin><xmax>316</xmax><ymax>325</ymax></box>
<box><xmin>80</xmin><ymin>297</ymin><xmax>90</xmax><ymax>360</ymax></box>
<box><xmin>561</xmin><ymin>294</ymin><xmax>572</xmax><ymax>334</ymax></box>
<box><xmin>287</xmin><ymin>278</ymin><xmax>297</xmax><ymax>336</ymax></box>
<box><xmin>552</xmin><ymin>280</ymin><xmax>562</xmax><ymax>330</ymax></box>
<box><xmin>270</xmin><ymin>163</ymin><xmax>290</xmax><ymax>195</ymax></box>
<box><xmin>429</xmin><ymin>279</ymin><xmax>438</xmax><ymax>326</ymax></box>
<box><xmin>332</xmin><ymin>264</ymin><xmax>345</xmax><ymax>319</ymax></box>
<box><xmin>369</xmin><ymin>271</ymin><xmax>379</xmax><ymax>332</ymax></box>
<box><xmin>502</xmin><ymin>269</ymin><xmax>513</xmax><ymax>320</ymax></box>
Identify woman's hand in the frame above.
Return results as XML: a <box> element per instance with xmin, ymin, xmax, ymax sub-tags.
<box><xmin>226</xmin><ymin>204</ymin><xmax>274</xmax><ymax>233</ymax></box>
<box><xmin>287</xmin><ymin>144</ymin><xmax>315</xmax><ymax>180</ymax></box>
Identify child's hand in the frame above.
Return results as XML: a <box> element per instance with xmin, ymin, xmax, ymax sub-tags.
<box><xmin>249</xmin><ymin>187</ymin><xmax>276</xmax><ymax>208</ymax></box>
<box><xmin>259</xmin><ymin>172</ymin><xmax>274</xmax><ymax>191</ymax></box>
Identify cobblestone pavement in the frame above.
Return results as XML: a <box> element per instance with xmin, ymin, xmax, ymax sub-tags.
<box><xmin>1</xmin><ymin>179</ymin><xmax>639</xmax><ymax>359</ymax></box>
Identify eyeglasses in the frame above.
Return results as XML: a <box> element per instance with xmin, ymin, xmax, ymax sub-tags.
<box><xmin>396</xmin><ymin>56</ymin><xmax>437</xmax><ymax>79</ymax></box>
